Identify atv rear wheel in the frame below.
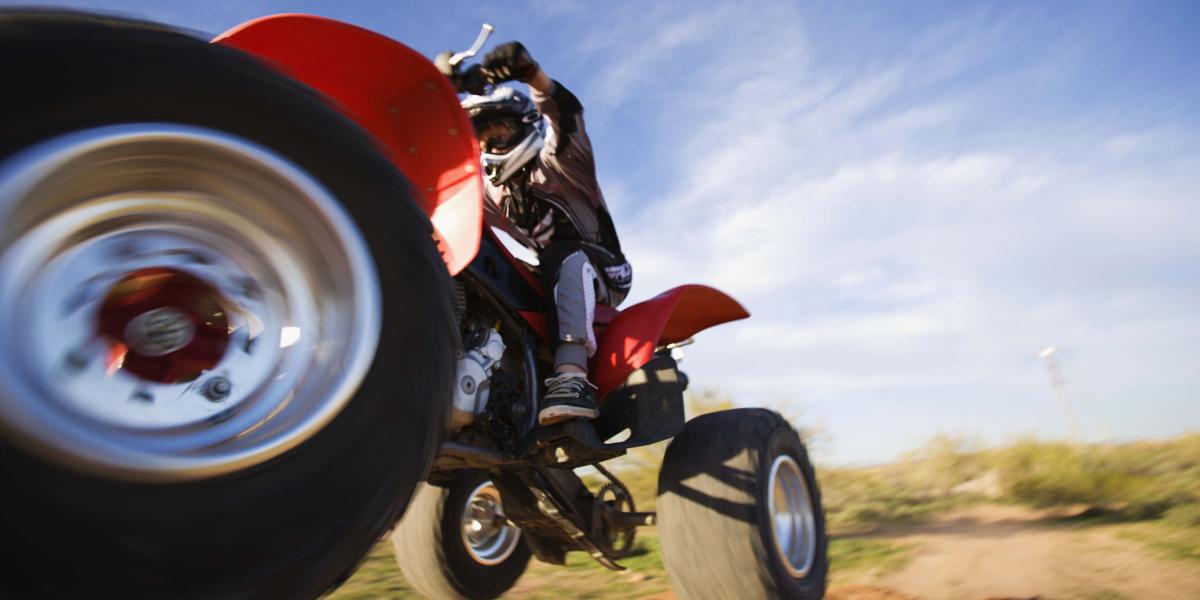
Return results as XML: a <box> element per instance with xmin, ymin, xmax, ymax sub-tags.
<box><xmin>0</xmin><ymin>12</ymin><xmax>455</xmax><ymax>598</ymax></box>
<box><xmin>657</xmin><ymin>409</ymin><xmax>828</xmax><ymax>599</ymax></box>
<box><xmin>393</xmin><ymin>472</ymin><xmax>532</xmax><ymax>600</ymax></box>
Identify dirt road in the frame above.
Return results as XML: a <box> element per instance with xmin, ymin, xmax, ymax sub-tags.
<box><xmin>331</xmin><ymin>503</ymin><xmax>1196</xmax><ymax>599</ymax></box>
<box><xmin>830</xmin><ymin>504</ymin><xmax>1200</xmax><ymax>600</ymax></box>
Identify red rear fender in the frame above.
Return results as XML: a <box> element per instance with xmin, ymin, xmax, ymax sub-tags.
<box><xmin>214</xmin><ymin>14</ymin><xmax>483</xmax><ymax>274</ymax></box>
<box><xmin>591</xmin><ymin>285</ymin><xmax>749</xmax><ymax>400</ymax></box>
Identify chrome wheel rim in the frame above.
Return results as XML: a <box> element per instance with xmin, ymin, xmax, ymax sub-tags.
<box><xmin>767</xmin><ymin>454</ymin><xmax>818</xmax><ymax>578</ymax></box>
<box><xmin>460</xmin><ymin>481</ymin><xmax>521</xmax><ymax>566</ymax></box>
<box><xmin>0</xmin><ymin>124</ymin><xmax>381</xmax><ymax>481</ymax></box>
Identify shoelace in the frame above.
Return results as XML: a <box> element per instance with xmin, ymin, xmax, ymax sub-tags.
<box><xmin>543</xmin><ymin>373</ymin><xmax>595</xmax><ymax>398</ymax></box>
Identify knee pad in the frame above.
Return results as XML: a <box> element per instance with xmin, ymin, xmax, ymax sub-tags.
<box><xmin>553</xmin><ymin>250</ymin><xmax>597</xmax><ymax>356</ymax></box>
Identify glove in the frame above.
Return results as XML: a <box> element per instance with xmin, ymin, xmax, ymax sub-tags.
<box><xmin>483</xmin><ymin>41</ymin><xmax>539</xmax><ymax>83</ymax></box>
<box><xmin>434</xmin><ymin>51</ymin><xmax>488</xmax><ymax>95</ymax></box>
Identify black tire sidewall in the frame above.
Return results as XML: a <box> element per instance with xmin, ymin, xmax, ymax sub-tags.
<box><xmin>0</xmin><ymin>14</ymin><xmax>456</xmax><ymax>599</ymax></box>
<box><xmin>393</xmin><ymin>472</ymin><xmax>531</xmax><ymax>600</ymax></box>
<box><xmin>657</xmin><ymin>409</ymin><xmax>828</xmax><ymax>600</ymax></box>
<box><xmin>756</xmin><ymin>425</ymin><xmax>829</xmax><ymax>598</ymax></box>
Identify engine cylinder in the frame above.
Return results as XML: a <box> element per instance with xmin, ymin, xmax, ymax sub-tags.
<box><xmin>449</xmin><ymin>328</ymin><xmax>506</xmax><ymax>429</ymax></box>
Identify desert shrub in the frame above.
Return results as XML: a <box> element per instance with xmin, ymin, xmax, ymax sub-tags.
<box><xmin>990</xmin><ymin>440</ymin><xmax>1110</xmax><ymax>507</ymax></box>
<box><xmin>824</xmin><ymin>433</ymin><xmax>1200</xmax><ymax>527</ymax></box>
<box><xmin>901</xmin><ymin>434</ymin><xmax>986</xmax><ymax>495</ymax></box>
<box><xmin>819</xmin><ymin>456</ymin><xmax>980</xmax><ymax>529</ymax></box>
<box><xmin>1162</xmin><ymin>503</ymin><xmax>1200</xmax><ymax>527</ymax></box>
<box><xmin>989</xmin><ymin>435</ymin><xmax>1200</xmax><ymax>516</ymax></box>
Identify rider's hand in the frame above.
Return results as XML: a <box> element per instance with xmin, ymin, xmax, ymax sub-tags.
<box><xmin>483</xmin><ymin>41</ymin><xmax>539</xmax><ymax>84</ymax></box>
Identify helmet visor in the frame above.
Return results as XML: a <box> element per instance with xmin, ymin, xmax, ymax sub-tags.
<box><xmin>474</xmin><ymin>116</ymin><xmax>524</xmax><ymax>155</ymax></box>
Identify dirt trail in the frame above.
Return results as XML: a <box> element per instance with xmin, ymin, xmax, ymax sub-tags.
<box><xmin>831</xmin><ymin>504</ymin><xmax>1200</xmax><ymax>600</ymax></box>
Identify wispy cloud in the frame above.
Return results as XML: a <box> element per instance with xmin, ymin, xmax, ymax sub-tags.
<box><xmin>597</xmin><ymin>3</ymin><xmax>1200</xmax><ymax>462</ymax></box>
<box><xmin>7</xmin><ymin>0</ymin><xmax>1195</xmax><ymax>463</ymax></box>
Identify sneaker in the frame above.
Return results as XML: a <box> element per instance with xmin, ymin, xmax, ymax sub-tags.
<box><xmin>538</xmin><ymin>372</ymin><xmax>599</xmax><ymax>425</ymax></box>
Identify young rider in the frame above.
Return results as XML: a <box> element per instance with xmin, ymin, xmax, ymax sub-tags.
<box><xmin>462</xmin><ymin>42</ymin><xmax>632</xmax><ymax>426</ymax></box>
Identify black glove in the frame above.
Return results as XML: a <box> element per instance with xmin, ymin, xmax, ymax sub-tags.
<box><xmin>483</xmin><ymin>41</ymin><xmax>539</xmax><ymax>83</ymax></box>
<box><xmin>434</xmin><ymin>51</ymin><xmax>488</xmax><ymax>95</ymax></box>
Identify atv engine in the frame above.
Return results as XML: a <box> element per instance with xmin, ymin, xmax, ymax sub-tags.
<box><xmin>450</xmin><ymin>328</ymin><xmax>506</xmax><ymax>429</ymax></box>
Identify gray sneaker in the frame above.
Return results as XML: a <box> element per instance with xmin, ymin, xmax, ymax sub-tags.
<box><xmin>538</xmin><ymin>372</ymin><xmax>599</xmax><ymax>425</ymax></box>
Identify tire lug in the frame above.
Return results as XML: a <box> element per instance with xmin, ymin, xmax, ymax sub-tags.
<box><xmin>202</xmin><ymin>377</ymin><xmax>232</xmax><ymax>402</ymax></box>
<box><xmin>112</xmin><ymin>239</ymin><xmax>141</xmax><ymax>258</ymax></box>
<box><xmin>238</xmin><ymin>277</ymin><xmax>261</xmax><ymax>300</ymax></box>
<box><xmin>62</xmin><ymin>348</ymin><xmax>90</xmax><ymax>373</ymax></box>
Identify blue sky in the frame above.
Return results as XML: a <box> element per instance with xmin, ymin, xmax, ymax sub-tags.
<box><xmin>12</xmin><ymin>0</ymin><xmax>1199</xmax><ymax>463</ymax></box>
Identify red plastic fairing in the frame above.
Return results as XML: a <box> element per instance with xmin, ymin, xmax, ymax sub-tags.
<box><xmin>214</xmin><ymin>14</ymin><xmax>483</xmax><ymax>275</ymax></box>
<box><xmin>590</xmin><ymin>285</ymin><xmax>749</xmax><ymax>400</ymax></box>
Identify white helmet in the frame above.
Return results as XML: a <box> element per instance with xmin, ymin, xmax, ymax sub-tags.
<box><xmin>461</xmin><ymin>87</ymin><xmax>545</xmax><ymax>185</ymax></box>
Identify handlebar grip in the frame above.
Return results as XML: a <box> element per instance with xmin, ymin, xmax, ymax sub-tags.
<box><xmin>459</xmin><ymin>64</ymin><xmax>489</xmax><ymax>96</ymax></box>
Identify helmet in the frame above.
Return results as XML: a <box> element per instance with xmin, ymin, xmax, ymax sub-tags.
<box><xmin>462</xmin><ymin>87</ymin><xmax>545</xmax><ymax>185</ymax></box>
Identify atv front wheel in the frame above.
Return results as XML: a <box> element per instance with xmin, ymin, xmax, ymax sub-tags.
<box><xmin>657</xmin><ymin>409</ymin><xmax>828</xmax><ymax>599</ymax></box>
<box><xmin>393</xmin><ymin>472</ymin><xmax>532</xmax><ymax>600</ymax></box>
<box><xmin>0</xmin><ymin>12</ymin><xmax>455</xmax><ymax>598</ymax></box>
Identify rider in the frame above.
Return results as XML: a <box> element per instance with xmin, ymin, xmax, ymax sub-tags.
<box><xmin>462</xmin><ymin>42</ymin><xmax>632</xmax><ymax>426</ymax></box>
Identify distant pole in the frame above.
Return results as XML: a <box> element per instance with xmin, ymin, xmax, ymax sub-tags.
<box><xmin>1038</xmin><ymin>347</ymin><xmax>1082</xmax><ymax>443</ymax></box>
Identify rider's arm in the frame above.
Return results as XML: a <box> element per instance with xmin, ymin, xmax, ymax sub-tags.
<box><xmin>528</xmin><ymin>68</ymin><xmax>553</xmax><ymax>95</ymax></box>
<box><xmin>526</xmin><ymin>69</ymin><xmax>598</xmax><ymax>192</ymax></box>
<box><xmin>483</xmin><ymin>43</ymin><xmax>596</xmax><ymax>178</ymax></box>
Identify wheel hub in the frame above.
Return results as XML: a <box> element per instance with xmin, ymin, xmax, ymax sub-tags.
<box><xmin>124</xmin><ymin>307</ymin><xmax>196</xmax><ymax>357</ymax></box>
<box><xmin>461</xmin><ymin>482</ymin><xmax>522</xmax><ymax>566</ymax></box>
<box><xmin>0</xmin><ymin>124</ymin><xmax>381</xmax><ymax>481</ymax></box>
<box><xmin>98</xmin><ymin>268</ymin><xmax>230</xmax><ymax>383</ymax></box>
<box><xmin>767</xmin><ymin>454</ymin><xmax>818</xmax><ymax>578</ymax></box>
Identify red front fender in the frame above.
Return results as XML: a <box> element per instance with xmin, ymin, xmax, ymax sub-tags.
<box><xmin>592</xmin><ymin>285</ymin><xmax>749</xmax><ymax>400</ymax></box>
<box><xmin>214</xmin><ymin>14</ymin><xmax>483</xmax><ymax>275</ymax></box>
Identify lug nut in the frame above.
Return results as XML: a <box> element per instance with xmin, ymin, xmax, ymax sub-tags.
<box><xmin>203</xmin><ymin>377</ymin><xmax>232</xmax><ymax>402</ymax></box>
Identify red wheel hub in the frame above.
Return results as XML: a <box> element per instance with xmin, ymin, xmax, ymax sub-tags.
<box><xmin>97</xmin><ymin>268</ymin><xmax>231</xmax><ymax>383</ymax></box>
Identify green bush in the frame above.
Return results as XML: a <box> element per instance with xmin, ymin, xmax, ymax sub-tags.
<box><xmin>991</xmin><ymin>440</ymin><xmax>1109</xmax><ymax>507</ymax></box>
<box><xmin>987</xmin><ymin>435</ymin><xmax>1200</xmax><ymax>516</ymax></box>
<box><xmin>1163</xmin><ymin>503</ymin><xmax>1200</xmax><ymax>528</ymax></box>
<box><xmin>822</xmin><ymin>433</ymin><xmax>1200</xmax><ymax>528</ymax></box>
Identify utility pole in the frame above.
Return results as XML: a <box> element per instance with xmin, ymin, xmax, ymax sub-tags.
<box><xmin>1038</xmin><ymin>347</ymin><xmax>1082</xmax><ymax>443</ymax></box>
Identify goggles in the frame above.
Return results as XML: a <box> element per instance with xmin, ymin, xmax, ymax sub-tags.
<box><xmin>474</xmin><ymin>116</ymin><xmax>524</xmax><ymax>154</ymax></box>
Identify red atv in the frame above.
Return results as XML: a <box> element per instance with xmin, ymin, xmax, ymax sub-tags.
<box><xmin>0</xmin><ymin>12</ymin><xmax>826</xmax><ymax>599</ymax></box>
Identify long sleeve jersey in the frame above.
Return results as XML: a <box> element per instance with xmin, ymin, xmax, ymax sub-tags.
<box><xmin>482</xmin><ymin>81</ymin><xmax>626</xmax><ymax>264</ymax></box>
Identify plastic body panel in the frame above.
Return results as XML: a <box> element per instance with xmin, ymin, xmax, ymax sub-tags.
<box><xmin>213</xmin><ymin>14</ymin><xmax>482</xmax><ymax>274</ymax></box>
<box><xmin>591</xmin><ymin>285</ymin><xmax>749</xmax><ymax>400</ymax></box>
<box><xmin>463</xmin><ymin>232</ymin><xmax>747</xmax><ymax>399</ymax></box>
<box><xmin>211</xmin><ymin>15</ymin><xmax>749</xmax><ymax>400</ymax></box>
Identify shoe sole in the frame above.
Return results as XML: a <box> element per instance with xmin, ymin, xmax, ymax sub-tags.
<box><xmin>538</xmin><ymin>404</ymin><xmax>600</xmax><ymax>425</ymax></box>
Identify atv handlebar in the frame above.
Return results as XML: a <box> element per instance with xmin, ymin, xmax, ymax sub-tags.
<box><xmin>436</xmin><ymin>23</ymin><xmax>499</xmax><ymax>96</ymax></box>
<box><xmin>449</xmin><ymin>23</ymin><xmax>493</xmax><ymax>67</ymax></box>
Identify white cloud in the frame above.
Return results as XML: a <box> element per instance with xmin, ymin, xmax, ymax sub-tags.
<box><xmin>48</xmin><ymin>0</ymin><xmax>1194</xmax><ymax>463</ymax></box>
<box><xmin>598</xmin><ymin>5</ymin><xmax>1200</xmax><ymax>462</ymax></box>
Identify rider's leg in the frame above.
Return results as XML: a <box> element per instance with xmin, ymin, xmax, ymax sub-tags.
<box><xmin>551</xmin><ymin>249</ymin><xmax>596</xmax><ymax>371</ymax></box>
<box><xmin>538</xmin><ymin>244</ymin><xmax>603</xmax><ymax>425</ymax></box>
